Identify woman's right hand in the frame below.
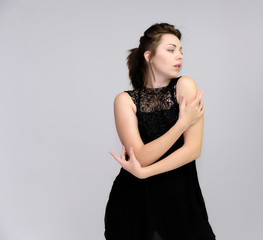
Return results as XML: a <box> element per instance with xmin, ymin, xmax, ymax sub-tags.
<box><xmin>110</xmin><ymin>145</ymin><xmax>147</xmax><ymax>179</ymax></box>
<box><xmin>178</xmin><ymin>90</ymin><xmax>204</xmax><ymax>129</ymax></box>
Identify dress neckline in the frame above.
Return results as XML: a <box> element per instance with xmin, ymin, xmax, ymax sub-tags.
<box><xmin>141</xmin><ymin>79</ymin><xmax>174</xmax><ymax>94</ymax></box>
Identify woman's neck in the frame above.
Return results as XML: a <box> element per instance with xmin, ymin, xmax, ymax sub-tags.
<box><xmin>144</xmin><ymin>76</ymin><xmax>171</xmax><ymax>89</ymax></box>
<box><xmin>144</xmin><ymin>68</ymin><xmax>173</xmax><ymax>88</ymax></box>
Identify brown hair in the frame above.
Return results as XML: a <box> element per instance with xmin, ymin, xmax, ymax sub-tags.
<box><xmin>126</xmin><ymin>23</ymin><xmax>182</xmax><ymax>89</ymax></box>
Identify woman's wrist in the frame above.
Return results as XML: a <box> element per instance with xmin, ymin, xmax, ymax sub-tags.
<box><xmin>175</xmin><ymin>118</ymin><xmax>188</xmax><ymax>133</ymax></box>
<box><xmin>142</xmin><ymin>165</ymin><xmax>153</xmax><ymax>179</ymax></box>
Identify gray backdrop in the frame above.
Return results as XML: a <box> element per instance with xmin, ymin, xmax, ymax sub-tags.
<box><xmin>0</xmin><ymin>0</ymin><xmax>262</xmax><ymax>239</ymax></box>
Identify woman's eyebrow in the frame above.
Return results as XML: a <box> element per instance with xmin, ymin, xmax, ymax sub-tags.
<box><xmin>167</xmin><ymin>44</ymin><xmax>182</xmax><ymax>50</ymax></box>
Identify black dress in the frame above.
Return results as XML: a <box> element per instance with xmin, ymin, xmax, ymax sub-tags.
<box><xmin>104</xmin><ymin>77</ymin><xmax>216</xmax><ymax>240</ymax></box>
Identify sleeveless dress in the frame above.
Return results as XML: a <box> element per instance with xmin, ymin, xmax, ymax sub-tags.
<box><xmin>104</xmin><ymin>77</ymin><xmax>216</xmax><ymax>240</ymax></box>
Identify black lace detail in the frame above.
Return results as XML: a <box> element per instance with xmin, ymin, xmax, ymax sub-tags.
<box><xmin>125</xmin><ymin>89</ymin><xmax>140</xmax><ymax>110</ymax></box>
<box><xmin>125</xmin><ymin>78</ymin><xmax>179</xmax><ymax>113</ymax></box>
<box><xmin>139</xmin><ymin>85</ymin><xmax>175</xmax><ymax>113</ymax></box>
<box><xmin>125</xmin><ymin>77</ymin><xmax>182</xmax><ymax>145</ymax></box>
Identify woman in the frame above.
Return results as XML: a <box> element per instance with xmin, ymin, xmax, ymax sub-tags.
<box><xmin>104</xmin><ymin>23</ymin><xmax>216</xmax><ymax>240</ymax></box>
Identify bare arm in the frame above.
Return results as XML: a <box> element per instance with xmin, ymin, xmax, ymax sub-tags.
<box><xmin>113</xmin><ymin>77</ymin><xmax>203</xmax><ymax>167</ymax></box>
<box><xmin>143</xmin><ymin>76</ymin><xmax>204</xmax><ymax>177</ymax></box>
<box><xmin>110</xmin><ymin>76</ymin><xmax>204</xmax><ymax>179</ymax></box>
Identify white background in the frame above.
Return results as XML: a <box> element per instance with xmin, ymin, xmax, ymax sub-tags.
<box><xmin>0</xmin><ymin>0</ymin><xmax>262</xmax><ymax>239</ymax></box>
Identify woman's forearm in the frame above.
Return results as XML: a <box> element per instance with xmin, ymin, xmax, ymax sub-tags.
<box><xmin>143</xmin><ymin>115</ymin><xmax>204</xmax><ymax>177</ymax></box>
<box><xmin>143</xmin><ymin>144</ymin><xmax>200</xmax><ymax>178</ymax></box>
<box><xmin>135</xmin><ymin>119</ymin><xmax>187</xmax><ymax>167</ymax></box>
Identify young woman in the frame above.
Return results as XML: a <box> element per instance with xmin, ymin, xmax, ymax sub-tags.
<box><xmin>104</xmin><ymin>23</ymin><xmax>216</xmax><ymax>240</ymax></box>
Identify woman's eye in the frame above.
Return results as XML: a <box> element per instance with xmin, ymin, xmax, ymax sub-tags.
<box><xmin>168</xmin><ymin>49</ymin><xmax>174</xmax><ymax>53</ymax></box>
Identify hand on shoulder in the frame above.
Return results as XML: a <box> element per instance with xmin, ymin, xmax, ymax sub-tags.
<box><xmin>176</xmin><ymin>76</ymin><xmax>204</xmax><ymax>129</ymax></box>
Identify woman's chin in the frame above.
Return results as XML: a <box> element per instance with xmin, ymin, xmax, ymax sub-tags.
<box><xmin>170</xmin><ymin>73</ymin><xmax>179</xmax><ymax>78</ymax></box>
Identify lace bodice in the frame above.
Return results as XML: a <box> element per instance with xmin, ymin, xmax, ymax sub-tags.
<box><xmin>125</xmin><ymin>77</ymin><xmax>183</xmax><ymax>151</ymax></box>
<box><xmin>125</xmin><ymin>78</ymin><xmax>178</xmax><ymax>113</ymax></box>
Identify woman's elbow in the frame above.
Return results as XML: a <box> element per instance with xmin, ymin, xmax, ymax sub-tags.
<box><xmin>184</xmin><ymin>145</ymin><xmax>202</xmax><ymax>160</ymax></box>
<box><xmin>195</xmin><ymin>150</ymin><xmax>201</xmax><ymax>159</ymax></box>
<box><xmin>193</xmin><ymin>146</ymin><xmax>202</xmax><ymax>159</ymax></box>
<box><xmin>138</xmin><ymin>158</ymin><xmax>150</xmax><ymax>167</ymax></box>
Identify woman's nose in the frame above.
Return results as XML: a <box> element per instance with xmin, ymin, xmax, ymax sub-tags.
<box><xmin>177</xmin><ymin>52</ymin><xmax>183</xmax><ymax>60</ymax></box>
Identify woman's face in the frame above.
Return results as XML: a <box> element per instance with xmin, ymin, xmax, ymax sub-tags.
<box><xmin>149</xmin><ymin>34</ymin><xmax>183</xmax><ymax>80</ymax></box>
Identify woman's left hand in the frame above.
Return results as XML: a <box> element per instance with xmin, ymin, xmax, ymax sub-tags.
<box><xmin>110</xmin><ymin>146</ymin><xmax>147</xmax><ymax>179</ymax></box>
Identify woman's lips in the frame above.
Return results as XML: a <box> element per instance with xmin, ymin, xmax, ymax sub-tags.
<box><xmin>174</xmin><ymin>64</ymin><xmax>181</xmax><ymax>70</ymax></box>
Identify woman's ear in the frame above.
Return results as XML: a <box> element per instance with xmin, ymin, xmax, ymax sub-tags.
<box><xmin>144</xmin><ymin>50</ymin><xmax>151</xmax><ymax>63</ymax></box>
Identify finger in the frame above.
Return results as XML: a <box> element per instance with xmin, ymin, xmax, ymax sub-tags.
<box><xmin>199</xmin><ymin>96</ymin><xmax>203</xmax><ymax>108</ymax></box>
<box><xmin>128</xmin><ymin>147</ymin><xmax>136</xmax><ymax>160</ymax></box>
<box><xmin>109</xmin><ymin>151</ymin><xmax>125</xmax><ymax>166</ymax></box>
<box><xmin>199</xmin><ymin>106</ymin><xmax>205</xmax><ymax>116</ymax></box>
<box><xmin>180</xmin><ymin>96</ymin><xmax>186</xmax><ymax>106</ymax></box>
<box><xmin>191</xmin><ymin>91</ymin><xmax>203</xmax><ymax>106</ymax></box>
<box><xmin>197</xmin><ymin>91</ymin><xmax>204</xmax><ymax>102</ymax></box>
<box><xmin>179</xmin><ymin>95</ymin><xmax>183</xmax><ymax>105</ymax></box>
<box><xmin>121</xmin><ymin>145</ymin><xmax>126</xmax><ymax>160</ymax></box>
<box><xmin>109</xmin><ymin>151</ymin><xmax>121</xmax><ymax>162</ymax></box>
<box><xmin>195</xmin><ymin>90</ymin><xmax>203</xmax><ymax>99</ymax></box>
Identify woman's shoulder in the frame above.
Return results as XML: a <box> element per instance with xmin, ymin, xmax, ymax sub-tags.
<box><xmin>176</xmin><ymin>76</ymin><xmax>197</xmax><ymax>89</ymax></box>
<box><xmin>115</xmin><ymin>88</ymin><xmax>139</xmax><ymax>101</ymax></box>
<box><xmin>114</xmin><ymin>89</ymin><xmax>139</xmax><ymax>112</ymax></box>
<box><xmin>175</xmin><ymin>76</ymin><xmax>199</xmax><ymax>102</ymax></box>
<box><xmin>114</xmin><ymin>92</ymin><xmax>130</xmax><ymax>104</ymax></box>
